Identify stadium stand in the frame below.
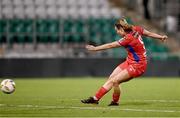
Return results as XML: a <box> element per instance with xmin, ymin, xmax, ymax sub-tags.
<box><xmin>0</xmin><ymin>0</ymin><xmax>171</xmax><ymax>58</ymax></box>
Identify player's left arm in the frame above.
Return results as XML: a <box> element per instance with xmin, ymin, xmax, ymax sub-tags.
<box><xmin>86</xmin><ymin>41</ymin><xmax>120</xmax><ymax>52</ymax></box>
<box><xmin>143</xmin><ymin>29</ymin><xmax>168</xmax><ymax>42</ymax></box>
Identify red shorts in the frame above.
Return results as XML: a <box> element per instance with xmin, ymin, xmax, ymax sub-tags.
<box><xmin>119</xmin><ymin>61</ymin><xmax>147</xmax><ymax>78</ymax></box>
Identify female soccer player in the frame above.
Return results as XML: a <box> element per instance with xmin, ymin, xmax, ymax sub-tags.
<box><xmin>81</xmin><ymin>18</ymin><xmax>168</xmax><ymax>106</ymax></box>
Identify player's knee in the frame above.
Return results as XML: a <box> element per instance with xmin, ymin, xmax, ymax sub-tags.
<box><xmin>108</xmin><ymin>75</ymin><xmax>119</xmax><ymax>86</ymax></box>
<box><xmin>113</xmin><ymin>82</ymin><xmax>119</xmax><ymax>87</ymax></box>
<box><xmin>107</xmin><ymin>76</ymin><xmax>120</xmax><ymax>87</ymax></box>
<box><xmin>112</xmin><ymin>79</ymin><xmax>119</xmax><ymax>86</ymax></box>
<box><xmin>106</xmin><ymin>77</ymin><xmax>115</xmax><ymax>86</ymax></box>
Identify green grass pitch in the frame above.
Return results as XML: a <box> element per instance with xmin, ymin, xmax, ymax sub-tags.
<box><xmin>0</xmin><ymin>77</ymin><xmax>180</xmax><ymax>117</ymax></box>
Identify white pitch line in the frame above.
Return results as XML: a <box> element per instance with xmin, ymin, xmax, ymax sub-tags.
<box><xmin>63</xmin><ymin>99</ymin><xmax>180</xmax><ymax>103</ymax></box>
<box><xmin>0</xmin><ymin>104</ymin><xmax>180</xmax><ymax>113</ymax></box>
<box><xmin>127</xmin><ymin>99</ymin><xmax>180</xmax><ymax>103</ymax></box>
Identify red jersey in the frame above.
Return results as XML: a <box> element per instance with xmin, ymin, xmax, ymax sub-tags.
<box><xmin>117</xmin><ymin>26</ymin><xmax>147</xmax><ymax>64</ymax></box>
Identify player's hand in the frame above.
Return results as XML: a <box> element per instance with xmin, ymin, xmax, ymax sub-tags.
<box><xmin>86</xmin><ymin>45</ymin><xmax>97</xmax><ymax>51</ymax></box>
<box><xmin>161</xmin><ymin>35</ymin><xmax>168</xmax><ymax>42</ymax></box>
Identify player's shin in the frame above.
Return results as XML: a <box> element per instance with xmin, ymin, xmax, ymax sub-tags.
<box><xmin>112</xmin><ymin>85</ymin><xmax>120</xmax><ymax>103</ymax></box>
<box><xmin>94</xmin><ymin>80</ymin><xmax>113</xmax><ymax>100</ymax></box>
<box><xmin>94</xmin><ymin>87</ymin><xmax>108</xmax><ymax>100</ymax></box>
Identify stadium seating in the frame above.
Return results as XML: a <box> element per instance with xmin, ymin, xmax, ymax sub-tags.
<box><xmin>0</xmin><ymin>20</ymin><xmax>7</xmax><ymax>33</ymax></box>
<box><xmin>0</xmin><ymin>20</ymin><xmax>7</xmax><ymax>43</ymax></box>
<box><xmin>1</xmin><ymin>0</ymin><xmax>121</xmax><ymax>19</ymax></box>
<box><xmin>0</xmin><ymin>18</ymin><xmax>169</xmax><ymax>53</ymax></box>
<box><xmin>0</xmin><ymin>0</ymin><xmax>170</xmax><ymax>58</ymax></box>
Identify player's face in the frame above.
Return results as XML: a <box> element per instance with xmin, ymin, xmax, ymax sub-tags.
<box><xmin>115</xmin><ymin>27</ymin><xmax>126</xmax><ymax>36</ymax></box>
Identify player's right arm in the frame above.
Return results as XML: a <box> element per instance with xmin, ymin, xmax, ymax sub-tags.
<box><xmin>143</xmin><ymin>29</ymin><xmax>168</xmax><ymax>42</ymax></box>
<box><xmin>86</xmin><ymin>41</ymin><xmax>120</xmax><ymax>52</ymax></box>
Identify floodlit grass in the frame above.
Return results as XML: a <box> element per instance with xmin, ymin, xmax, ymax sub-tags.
<box><xmin>0</xmin><ymin>77</ymin><xmax>180</xmax><ymax>117</ymax></box>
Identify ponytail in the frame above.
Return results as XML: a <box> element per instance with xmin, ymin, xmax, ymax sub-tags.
<box><xmin>115</xmin><ymin>18</ymin><xmax>133</xmax><ymax>33</ymax></box>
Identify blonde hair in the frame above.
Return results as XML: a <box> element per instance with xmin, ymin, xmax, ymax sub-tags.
<box><xmin>115</xmin><ymin>18</ymin><xmax>133</xmax><ymax>33</ymax></box>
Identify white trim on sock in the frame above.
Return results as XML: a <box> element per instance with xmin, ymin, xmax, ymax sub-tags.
<box><xmin>93</xmin><ymin>96</ymin><xmax>98</xmax><ymax>100</ymax></box>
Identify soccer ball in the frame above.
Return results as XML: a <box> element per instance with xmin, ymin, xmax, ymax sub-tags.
<box><xmin>0</xmin><ymin>79</ymin><xmax>16</xmax><ymax>94</ymax></box>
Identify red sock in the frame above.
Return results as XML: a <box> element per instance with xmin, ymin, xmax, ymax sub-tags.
<box><xmin>112</xmin><ymin>93</ymin><xmax>120</xmax><ymax>103</ymax></box>
<box><xmin>95</xmin><ymin>87</ymin><xmax>108</xmax><ymax>100</ymax></box>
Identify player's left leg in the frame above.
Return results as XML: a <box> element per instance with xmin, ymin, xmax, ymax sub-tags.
<box><xmin>102</xmin><ymin>69</ymin><xmax>131</xmax><ymax>93</ymax></box>
<box><xmin>81</xmin><ymin>66</ymin><xmax>122</xmax><ymax>104</ymax></box>
<box><xmin>108</xmin><ymin>66</ymin><xmax>123</xmax><ymax>106</ymax></box>
<box><xmin>108</xmin><ymin>61</ymin><xmax>130</xmax><ymax>106</ymax></box>
<box><xmin>81</xmin><ymin>69</ymin><xmax>131</xmax><ymax>104</ymax></box>
<box><xmin>108</xmin><ymin>82</ymin><xmax>121</xmax><ymax>106</ymax></box>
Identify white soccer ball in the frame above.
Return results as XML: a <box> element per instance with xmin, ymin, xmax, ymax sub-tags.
<box><xmin>0</xmin><ymin>79</ymin><xmax>16</xmax><ymax>94</ymax></box>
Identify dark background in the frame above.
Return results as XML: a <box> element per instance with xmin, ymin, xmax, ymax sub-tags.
<box><xmin>0</xmin><ymin>58</ymin><xmax>179</xmax><ymax>77</ymax></box>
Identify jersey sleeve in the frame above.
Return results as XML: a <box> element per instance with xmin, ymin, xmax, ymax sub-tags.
<box><xmin>117</xmin><ymin>35</ymin><xmax>131</xmax><ymax>46</ymax></box>
<box><xmin>133</xmin><ymin>26</ymin><xmax>144</xmax><ymax>35</ymax></box>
